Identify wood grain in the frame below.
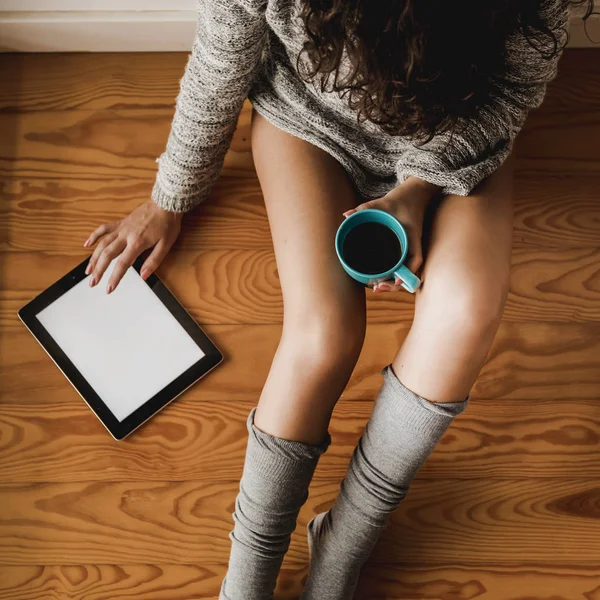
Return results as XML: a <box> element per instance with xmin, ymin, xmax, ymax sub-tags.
<box><xmin>2</xmin><ymin>173</ymin><xmax>599</xmax><ymax>255</ymax></box>
<box><xmin>539</xmin><ymin>49</ymin><xmax>600</xmax><ymax>115</ymax></box>
<box><xmin>514</xmin><ymin>51</ymin><xmax>600</xmax><ymax>177</ymax></box>
<box><xmin>2</xmin><ymin>50</ymin><xmax>600</xmax><ymax>592</ymax></box>
<box><xmin>511</xmin><ymin>173</ymin><xmax>600</xmax><ymax>249</ymax></box>
<box><xmin>504</xmin><ymin>246</ymin><xmax>600</xmax><ymax>322</ymax></box>
<box><xmin>2</xmin><ymin>48</ymin><xmax>598</xmax><ymax>116</ymax></box>
<box><xmin>0</xmin><ymin>107</ymin><xmax>254</xmax><ymax>181</ymax></box>
<box><xmin>2</xmin><ymin>323</ymin><xmax>599</xmax><ymax>403</ymax></box>
<box><xmin>1</xmin><ymin>563</ymin><xmax>600</xmax><ymax>600</ymax></box>
<box><xmin>2</xmin><ymin>246</ymin><xmax>600</xmax><ymax>325</ymax></box>
<box><xmin>0</xmin><ymin>178</ymin><xmax>269</xmax><ymax>254</ymax></box>
<box><xmin>515</xmin><ymin>111</ymin><xmax>600</xmax><ymax>176</ymax></box>
<box><xmin>353</xmin><ymin>564</ymin><xmax>600</xmax><ymax>600</ymax></box>
<box><xmin>1</xmin><ymin>479</ymin><xmax>599</xmax><ymax>566</ymax></box>
<box><xmin>0</xmin><ymin>109</ymin><xmax>174</xmax><ymax>180</ymax></box>
<box><xmin>2</xmin><ymin>49</ymin><xmax>599</xmax><ymax>115</ymax></box>
<box><xmin>0</xmin><ymin>53</ymin><xmax>187</xmax><ymax>113</ymax></box>
<box><xmin>3</xmin><ymin>100</ymin><xmax>600</xmax><ymax>189</ymax></box>
<box><xmin>1</xmin><ymin>397</ymin><xmax>599</xmax><ymax>483</ymax></box>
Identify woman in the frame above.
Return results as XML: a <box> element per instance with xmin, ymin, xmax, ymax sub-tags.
<box><xmin>84</xmin><ymin>1</ymin><xmax>571</xmax><ymax>598</ymax></box>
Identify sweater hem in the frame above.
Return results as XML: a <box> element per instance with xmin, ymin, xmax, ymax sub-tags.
<box><xmin>249</xmin><ymin>96</ymin><xmax>395</xmax><ymax>201</ymax></box>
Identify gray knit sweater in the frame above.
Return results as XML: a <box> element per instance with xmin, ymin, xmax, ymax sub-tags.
<box><xmin>152</xmin><ymin>0</ymin><xmax>568</xmax><ymax>213</ymax></box>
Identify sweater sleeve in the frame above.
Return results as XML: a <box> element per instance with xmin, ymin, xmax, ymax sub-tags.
<box><xmin>395</xmin><ymin>0</ymin><xmax>569</xmax><ymax>197</ymax></box>
<box><xmin>152</xmin><ymin>0</ymin><xmax>268</xmax><ymax>212</ymax></box>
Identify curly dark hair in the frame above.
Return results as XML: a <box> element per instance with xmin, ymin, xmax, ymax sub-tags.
<box><xmin>298</xmin><ymin>0</ymin><xmax>576</xmax><ymax>142</ymax></box>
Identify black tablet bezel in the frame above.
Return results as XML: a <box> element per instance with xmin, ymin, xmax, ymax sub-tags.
<box><xmin>18</xmin><ymin>255</ymin><xmax>223</xmax><ymax>440</ymax></box>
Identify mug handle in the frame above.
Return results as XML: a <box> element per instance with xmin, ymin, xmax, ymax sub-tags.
<box><xmin>393</xmin><ymin>265</ymin><xmax>421</xmax><ymax>293</ymax></box>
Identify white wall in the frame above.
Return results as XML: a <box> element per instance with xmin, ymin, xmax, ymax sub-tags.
<box><xmin>0</xmin><ymin>5</ymin><xmax>197</xmax><ymax>52</ymax></box>
<box><xmin>0</xmin><ymin>1</ymin><xmax>195</xmax><ymax>10</ymax></box>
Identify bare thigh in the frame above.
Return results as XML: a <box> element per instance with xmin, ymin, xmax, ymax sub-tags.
<box><xmin>393</xmin><ymin>156</ymin><xmax>515</xmax><ymax>402</ymax></box>
<box><xmin>250</xmin><ymin>110</ymin><xmax>366</xmax><ymax>443</ymax></box>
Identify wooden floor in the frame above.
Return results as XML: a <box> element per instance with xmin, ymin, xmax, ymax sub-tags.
<box><xmin>0</xmin><ymin>50</ymin><xmax>599</xmax><ymax>599</ymax></box>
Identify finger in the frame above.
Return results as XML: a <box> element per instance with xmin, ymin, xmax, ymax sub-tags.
<box><xmin>373</xmin><ymin>281</ymin><xmax>403</xmax><ymax>293</ymax></box>
<box><xmin>344</xmin><ymin>195</ymin><xmax>392</xmax><ymax>217</ymax></box>
<box><xmin>393</xmin><ymin>274</ymin><xmax>419</xmax><ymax>292</ymax></box>
<box><xmin>89</xmin><ymin>237</ymin><xmax>126</xmax><ymax>287</ymax></box>
<box><xmin>140</xmin><ymin>238</ymin><xmax>172</xmax><ymax>280</ymax></box>
<box><xmin>405</xmin><ymin>234</ymin><xmax>424</xmax><ymax>273</ymax></box>
<box><xmin>86</xmin><ymin>232</ymin><xmax>118</xmax><ymax>276</ymax></box>
<box><xmin>406</xmin><ymin>247</ymin><xmax>423</xmax><ymax>273</ymax></box>
<box><xmin>343</xmin><ymin>200</ymin><xmax>376</xmax><ymax>218</ymax></box>
<box><xmin>105</xmin><ymin>243</ymin><xmax>141</xmax><ymax>294</ymax></box>
<box><xmin>84</xmin><ymin>221</ymin><xmax>118</xmax><ymax>248</ymax></box>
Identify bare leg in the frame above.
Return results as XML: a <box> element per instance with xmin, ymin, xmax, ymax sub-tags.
<box><xmin>220</xmin><ymin>112</ymin><xmax>366</xmax><ymax>600</ymax></box>
<box><xmin>394</xmin><ymin>155</ymin><xmax>514</xmax><ymax>402</ymax></box>
<box><xmin>251</xmin><ymin>110</ymin><xmax>366</xmax><ymax>444</ymax></box>
<box><xmin>302</xmin><ymin>157</ymin><xmax>514</xmax><ymax>600</ymax></box>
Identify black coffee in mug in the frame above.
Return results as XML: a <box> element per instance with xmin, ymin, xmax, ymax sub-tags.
<box><xmin>342</xmin><ymin>221</ymin><xmax>402</xmax><ymax>275</ymax></box>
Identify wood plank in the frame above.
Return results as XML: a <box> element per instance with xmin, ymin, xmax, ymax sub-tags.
<box><xmin>2</xmin><ymin>245</ymin><xmax>600</xmax><ymax>325</ymax></box>
<box><xmin>2</xmin><ymin>173</ymin><xmax>599</xmax><ymax>254</ymax></box>
<box><xmin>514</xmin><ymin>50</ymin><xmax>600</xmax><ymax>176</ymax></box>
<box><xmin>515</xmin><ymin>109</ymin><xmax>600</xmax><ymax>176</ymax></box>
<box><xmin>353</xmin><ymin>564</ymin><xmax>600</xmax><ymax>600</ymax></box>
<box><xmin>0</xmin><ymin>109</ymin><xmax>174</xmax><ymax>180</ymax></box>
<box><xmin>511</xmin><ymin>173</ymin><xmax>600</xmax><ymax>249</ymax></box>
<box><xmin>2</xmin><ymin>323</ymin><xmax>599</xmax><ymax>403</ymax></box>
<box><xmin>2</xmin><ymin>563</ymin><xmax>600</xmax><ymax>600</ymax></box>
<box><xmin>1</xmin><ymin>479</ymin><xmax>599</xmax><ymax>565</ymax></box>
<box><xmin>0</xmin><ymin>178</ymin><xmax>269</xmax><ymax>253</ymax></box>
<box><xmin>504</xmin><ymin>246</ymin><xmax>600</xmax><ymax>323</ymax></box>
<box><xmin>0</xmin><ymin>106</ymin><xmax>254</xmax><ymax>180</ymax></box>
<box><xmin>1</xmin><ymin>396</ymin><xmax>600</xmax><ymax>483</ymax></box>
<box><xmin>1</xmin><ymin>49</ymin><xmax>597</xmax><ymax>115</ymax></box>
<box><xmin>0</xmin><ymin>53</ymin><xmax>187</xmax><ymax>113</ymax></box>
<box><xmin>540</xmin><ymin>49</ymin><xmax>600</xmax><ymax>114</ymax></box>
<box><xmin>0</xmin><ymin>565</ymin><xmax>225</xmax><ymax>600</ymax></box>
<box><xmin>2</xmin><ymin>49</ymin><xmax>600</xmax><ymax>599</ymax></box>
<box><xmin>3</xmin><ymin>89</ymin><xmax>600</xmax><ymax>187</ymax></box>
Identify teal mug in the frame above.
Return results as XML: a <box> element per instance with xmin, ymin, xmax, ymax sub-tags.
<box><xmin>335</xmin><ymin>208</ymin><xmax>421</xmax><ymax>293</ymax></box>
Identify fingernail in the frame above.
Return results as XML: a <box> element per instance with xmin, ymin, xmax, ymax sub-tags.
<box><xmin>83</xmin><ymin>239</ymin><xmax>90</xmax><ymax>248</ymax></box>
<box><xmin>106</xmin><ymin>284</ymin><xmax>113</xmax><ymax>294</ymax></box>
<box><xmin>89</xmin><ymin>277</ymin><xmax>95</xmax><ymax>287</ymax></box>
<box><xmin>141</xmin><ymin>268</ymin><xmax>150</xmax><ymax>280</ymax></box>
<box><xmin>85</xmin><ymin>264</ymin><xmax>91</xmax><ymax>275</ymax></box>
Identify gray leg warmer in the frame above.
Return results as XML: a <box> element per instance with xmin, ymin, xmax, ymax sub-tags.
<box><xmin>220</xmin><ymin>408</ymin><xmax>331</xmax><ymax>600</ymax></box>
<box><xmin>301</xmin><ymin>365</ymin><xmax>468</xmax><ymax>600</ymax></box>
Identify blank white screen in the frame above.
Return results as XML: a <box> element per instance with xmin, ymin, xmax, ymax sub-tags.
<box><xmin>36</xmin><ymin>260</ymin><xmax>205</xmax><ymax>422</ymax></box>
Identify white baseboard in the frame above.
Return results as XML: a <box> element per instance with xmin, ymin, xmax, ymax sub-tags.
<box><xmin>0</xmin><ymin>1</ymin><xmax>195</xmax><ymax>10</ymax></box>
<box><xmin>0</xmin><ymin>9</ymin><xmax>597</xmax><ymax>52</ymax></box>
<box><xmin>0</xmin><ymin>10</ymin><xmax>197</xmax><ymax>52</ymax></box>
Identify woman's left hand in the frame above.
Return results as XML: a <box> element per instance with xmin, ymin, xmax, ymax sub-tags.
<box><xmin>343</xmin><ymin>176</ymin><xmax>440</xmax><ymax>293</ymax></box>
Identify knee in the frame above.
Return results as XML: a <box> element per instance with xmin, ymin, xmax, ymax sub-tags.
<box><xmin>421</xmin><ymin>266</ymin><xmax>509</xmax><ymax>344</ymax></box>
<box><xmin>454</xmin><ymin>275</ymin><xmax>507</xmax><ymax>336</ymax></box>
<box><xmin>281</xmin><ymin>304</ymin><xmax>366</xmax><ymax>376</ymax></box>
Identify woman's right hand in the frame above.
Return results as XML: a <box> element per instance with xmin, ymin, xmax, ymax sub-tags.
<box><xmin>83</xmin><ymin>200</ymin><xmax>184</xmax><ymax>294</ymax></box>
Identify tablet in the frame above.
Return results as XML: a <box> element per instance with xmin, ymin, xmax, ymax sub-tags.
<box><xmin>18</xmin><ymin>255</ymin><xmax>223</xmax><ymax>440</ymax></box>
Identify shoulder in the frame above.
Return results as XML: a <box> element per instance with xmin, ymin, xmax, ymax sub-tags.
<box><xmin>503</xmin><ymin>0</ymin><xmax>569</xmax><ymax>81</ymax></box>
<box><xmin>540</xmin><ymin>0</ymin><xmax>570</xmax><ymax>28</ymax></box>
